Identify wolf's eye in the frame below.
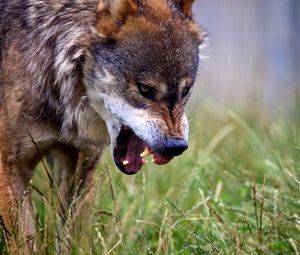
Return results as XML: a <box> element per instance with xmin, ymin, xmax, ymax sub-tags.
<box><xmin>181</xmin><ymin>87</ymin><xmax>190</xmax><ymax>98</ymax></box>
<box><xmin>137</xmin><ymin>83</ymin><xmax>155</xmax><ymax>100</ymax></box>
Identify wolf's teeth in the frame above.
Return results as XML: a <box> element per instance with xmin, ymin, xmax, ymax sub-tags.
<box><xmin>140</xmin><ymin>147</ymin><xmax>151</xmax><ymax>157</ymax></box>
<box><xmin>122</xmin><ymin>160</ymin><xmax>129</xmax><ymax>166</ymax></box>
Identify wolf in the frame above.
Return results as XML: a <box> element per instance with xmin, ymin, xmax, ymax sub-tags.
<box><xmin>0</xmin><ymin>0</ymin><xmax>204</xmax><ymax>251</ymax></box>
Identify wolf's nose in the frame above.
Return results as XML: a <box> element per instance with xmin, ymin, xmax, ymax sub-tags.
<box><xmin>163</xmin><ymin>137</ymin><xmax>188</xmax><ymax>156</ymax></box>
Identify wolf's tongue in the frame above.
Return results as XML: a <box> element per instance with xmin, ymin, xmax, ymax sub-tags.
<box><xmin>124</xmin><ymin>135</ymin><xmax>144</xmax><ymax>174</ymax></box>
<box><xmin>153</xmin><ymin>153</ymin><xmax>173</xmax><ymax>165</ymax></box>
<box><xmin>124</xmin><ymin>137</ymin><xmax>173</xmax><ymax>173</ymax></box>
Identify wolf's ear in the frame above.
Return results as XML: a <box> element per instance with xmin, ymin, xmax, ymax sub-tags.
<box><xmin>96</xmin><ymin>0</ymin><xmax>138</xmax><ymax>38</ymax></box>
<box><xmin>175</xmin><ymin>0</ymin><xmax>194</xmax><ymax>18</ymax></box>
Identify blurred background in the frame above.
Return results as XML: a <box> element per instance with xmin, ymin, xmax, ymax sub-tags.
<box><xmin>191</xmin><ymin>0</ymin><xmax>300</xmax><ymax>114</ymax></box>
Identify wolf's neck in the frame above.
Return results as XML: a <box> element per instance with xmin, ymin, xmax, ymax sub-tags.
<box><xmin>20</xmin><ymin>0</ymin><xmax>107</xmax><ymax>145</ymax></box>
<box><xmin>19</xmin><ymin>0</ymin><xmax>98</xmax><ymax>88</ymax></box>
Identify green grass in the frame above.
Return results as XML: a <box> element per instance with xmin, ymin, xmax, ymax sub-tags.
<box><xmin>1</xmin><ymin>100</ymin><xmax>300</xmax><ymax>254</ymax></box>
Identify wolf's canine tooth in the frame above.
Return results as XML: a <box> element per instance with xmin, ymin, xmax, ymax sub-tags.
<box><xmin>140</xmin><ymin>147</ymin><xmax>151</xmax><ymax>157</ymax></box>
<box><xmin>122</xmin><ymin>160</ymin><xmax>129</xmax><ymax>166</ymax></box>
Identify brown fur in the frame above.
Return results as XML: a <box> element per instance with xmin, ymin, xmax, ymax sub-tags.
<box><xmin>0</xmin><ymin>0</ymin><xmax>204</xmax><ymax>252</ymax></box>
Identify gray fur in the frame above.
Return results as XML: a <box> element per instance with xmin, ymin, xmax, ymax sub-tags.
<box><xmin>0</xmin><ymin>0</ymin><xmax>203</xmax><ymax>250</ymax></box>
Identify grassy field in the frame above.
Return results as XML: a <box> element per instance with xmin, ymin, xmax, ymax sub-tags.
<box><xmin>1</xmin><ymin>99</ymin><xmax>299</xmax><ymax>254</ymax></box>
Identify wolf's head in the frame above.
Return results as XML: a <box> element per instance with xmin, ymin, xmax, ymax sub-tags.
<box><xmin>84</xmin><ymin>0</ymin><xmax>204</xmax><ymax>174</ymax></box>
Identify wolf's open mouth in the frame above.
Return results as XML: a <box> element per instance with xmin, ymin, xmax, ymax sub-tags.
<box><xmin>113</xmin><ymin>126</ymin><xmax>173</xmax><ymax>175</ymax></box>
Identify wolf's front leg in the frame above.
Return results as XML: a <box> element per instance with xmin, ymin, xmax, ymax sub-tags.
<box><xmin>75</xmin><ymin>146</ymin><xmax>103</xmax><ymax>188</ymax></box>
<box><xmin>65</xmin><ymin>146</ymin><xmax>103</xmax><ymax>201</ymax></box>
<box><xmin>0</xmin><ymin>158</ymin><xmax>36</xmax><ymax>254</ymax></box>
<box><xmin>52</xmin><ymin>145</ymin><xmax>102</xmax><ymax>253</ymax></box>
<box><xmin>49</xmin><ymin>144</ymin><xmax>103</xmax><ymax>204</ymax></box>
<box><xmin>47</xmin><ymin>146</ymin><xmax>79</xmax><ymax>206</ymax></box>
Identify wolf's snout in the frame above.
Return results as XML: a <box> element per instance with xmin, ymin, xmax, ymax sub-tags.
<box><xmin>161</xmin><ymin>137</ymin><xmax>188</xmax><ymax>156</ymax></box>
